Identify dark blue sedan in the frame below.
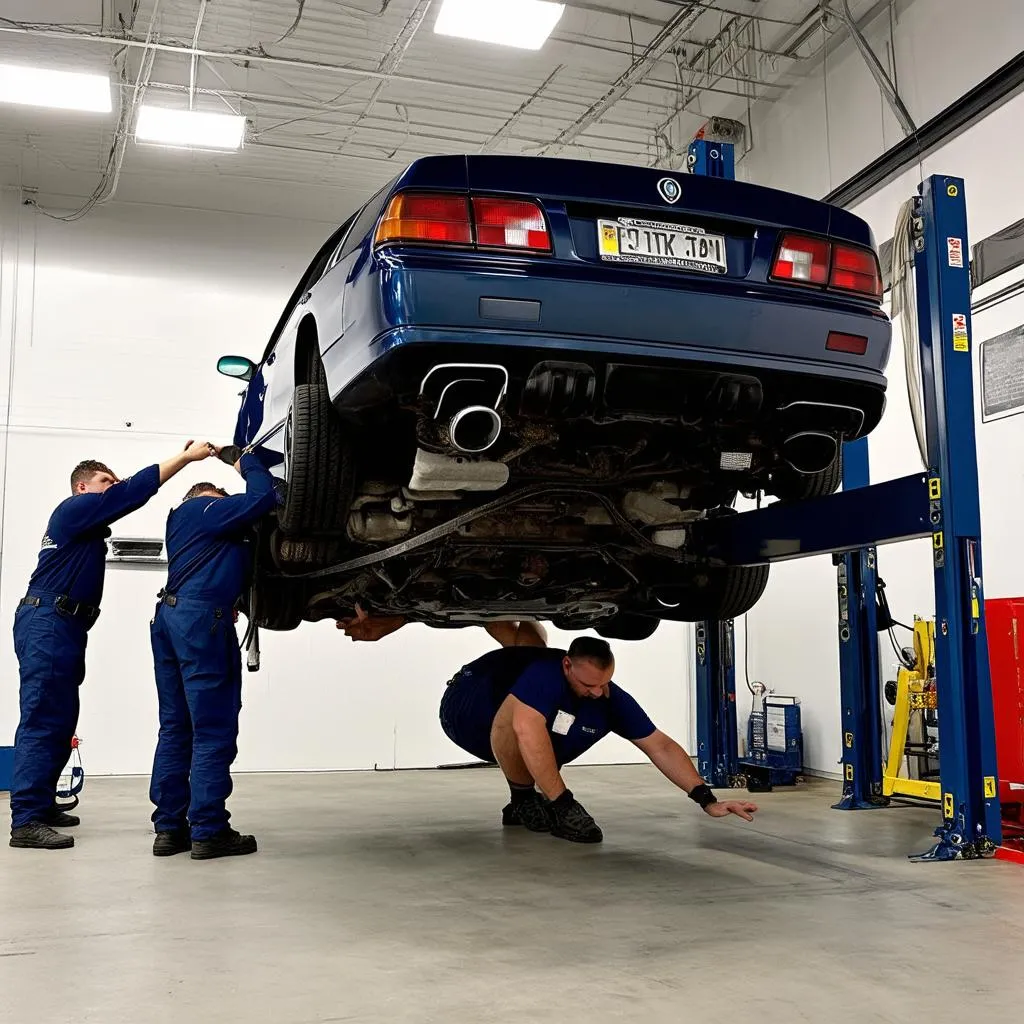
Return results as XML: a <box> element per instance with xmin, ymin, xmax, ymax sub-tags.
<box><xmin>218</xmin><ymin>155</ymin><xmax>890</xmax><ymax>637</ymax></box>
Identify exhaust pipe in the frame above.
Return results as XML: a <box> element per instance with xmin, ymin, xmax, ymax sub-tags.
<box><xmin>782</xmin><ymin>431</ymin><xmax>838</xmax><ymax>474</ymax></box>
<box><xmin>450</xmin><ymin>405</ymin><xmax>502</xmax><ymax>454</ymax></box>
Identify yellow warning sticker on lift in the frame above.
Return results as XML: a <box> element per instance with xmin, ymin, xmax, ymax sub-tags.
<box><xmin>845</xmin><ymin>764</ymin><xmax>854</xmax><ymax>781</ymax></box>
<box><xmin>947</xmin><ymin>183</ymin><xmax>959</xmax><ymax>197</ymax></box>
<box><xmin>933</xmin><ymin>532</ymin><xmax>944</xmax><ymax>551</ymax></box>
<box><xmin>844</xmin><ymin>732</ymin><xmax>853</xmax><ymax>749</ymax></box>
<box><xmin>929</xmin><ymin>477</ymin><xmax>941</xmax><ymax>500</ymax></box>
<box><xmin>952</xmin><ymin>313</ymin><xmax>970</xmax><ymax>352</ymax></box>
<box><xmin>943</xmin><ymin>792</ymin><xmax>954</xmax><ymax>819</ymax></box>
<box><xmin>985</xmin><ymin>777</ymin><xmax>997</xmax><ymax>798</ymax></box>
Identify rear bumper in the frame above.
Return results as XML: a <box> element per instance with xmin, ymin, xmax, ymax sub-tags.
<box><xmin>354</xmin><ymin>258</ymin><xmax>891</xmax><ymax>377</ymax></box>
<box><xmin>329</xmin><ymin>327</ymin><xmax>887</xmax><ymax>438</ymax></box>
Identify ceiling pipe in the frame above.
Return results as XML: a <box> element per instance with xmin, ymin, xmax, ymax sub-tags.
<box><xmin>541</xmin><ymin>2</ymin><xmax>707</xmax><ymax>153</ymax></box>
<box><xmin>833</xmin><ymin>0</ymin><xmax>917</xmax><ymax>136</ymax></box>
<box><xmin>188</xmin><ymin>0</ymin><xmax>208</xmax><ymax>110</ymax></box>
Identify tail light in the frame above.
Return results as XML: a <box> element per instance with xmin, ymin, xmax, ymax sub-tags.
<box><xmin>830</xmin><ymin>243</ymin><xmax>883</xmax><ymax>298</ymax></box>
<box><xmin>771</xmin><ymin>233</ymin><xmax>883</xmax><ymax>301</ymax></box>
<box><xmin>770</xmin><ymin>234</ymin><xmax>830</xmax><ymax>286</ymax></box>
<box><xmin>375</xmin><ymin>191</ymin><xmax>551</xmax><ymax>253</ymax></box>
<box><xmin>375</xmin><ymin>193</ymin><xmax>472</xmax><ymax>246</ymax></box>
<box><xmin>472</xmin><ymin>197</ymin><xmax>551</xmax><ymax>252</ymax></box>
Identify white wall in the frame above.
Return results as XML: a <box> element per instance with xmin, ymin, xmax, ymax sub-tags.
<box><xmin>736</xmin><ymin>0</ymin><xmax>1024</xmax><ymax>200</ymax></box>
<box><xmin>0</xmin><ymin>190</ymin><xmax>695</xmax><ymax>776</ymax></box>
<box><xmin>733</xmin><ymin>1</ymin><xmax>1024</xmax><ymax>775</ymax></box>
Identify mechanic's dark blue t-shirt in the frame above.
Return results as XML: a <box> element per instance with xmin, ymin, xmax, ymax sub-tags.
<box><xmin>460</xmin><ymin>646</ymin><xmax>657</xmax><ymax>766</ymax></box>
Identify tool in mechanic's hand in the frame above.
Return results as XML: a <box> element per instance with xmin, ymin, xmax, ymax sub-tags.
<box><xmin>218</xmin><ymin>444</ymin><xmax>243</xmax><ymax>465</ymax></box>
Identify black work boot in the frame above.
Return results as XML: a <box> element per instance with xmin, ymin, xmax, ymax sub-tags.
<box><xmin>190</xmin><ymin>827</ymin><xmax>257</xmax><ymax>860</ymax></box>
<box><xmin>153</xmin><ymin>828</ymin><xmax>192</xmax><ymax>857</ymax></box>
<box><xmin>10</xmin><ymin>822</ymin><xmax>75</xmax><ymax>850</ymax></box>
<box><xmin>501</xmin><ymin>791</ymin><xmax>552</xmax><ymax>833</ymax></box>
<box><xmin>45</xmin><ymin>809</ymin><xmax>80</xmax><ymax>828</ymax></box>
<box><xmin>548</xmin><ymin>791</ymin><xmax>604</xmax><ymax>844</ymax></box>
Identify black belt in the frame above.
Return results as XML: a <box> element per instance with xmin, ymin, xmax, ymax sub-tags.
<box><xmin>157</xmin><ymin>591</ymin><xmax>225</xmax><ymax>617</ymax></box>
<box><xmin>20</xmin><ymin>594</ymin><xmax>101</xmax><ymax>625</ymax></box>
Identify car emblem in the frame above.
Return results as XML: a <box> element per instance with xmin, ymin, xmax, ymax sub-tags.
<box><xmin>657</xmin><ymin>177</ymin><xmax>682</xmax><ymax>204</ymax></box>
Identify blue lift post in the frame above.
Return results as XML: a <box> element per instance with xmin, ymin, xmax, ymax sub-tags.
<box><xmin>690</xmin><ymin>136</ymin><xmax>741</xmax><ymax>791</ymax></box>
<box><xmin>832</xmin><ymin>438</ymin><xmax>886</xmax><ymax>810</ymax></box>
<box><xmin>687</xmin><ymin>137</ymin><xmax>736</xmax><ymax>180</ymax></box>
<box><xmin>690</xmin><ymin>175</ymin><xmax>1002</xmax><ymax>859</ymax></box>
<box><xmin>694</xmin><ymin>619</ymin><xmax>740</xmax><ymax>787</ymax></box>
<box><xmin>912</xmin><ymin>176</ymin><xmax>1001</xmax><ymax>858</ymax></box>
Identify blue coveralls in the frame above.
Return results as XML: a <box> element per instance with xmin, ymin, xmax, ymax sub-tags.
<box><xmin>11</xmin><ymin>466</ymin><xmax>161</xmax><ymax>829</ymax></box>
<box><xmin>149</xmin><ymin>456</ymin><xmax>276</xmax><ymax>840</ymax></box>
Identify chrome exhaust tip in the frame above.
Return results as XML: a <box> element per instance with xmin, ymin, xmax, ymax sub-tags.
<box><xmin>782</xmin><ymin>431</ymin><xmax>838</xmax><ymax>474</ymax></box>
<box><xmin>450</xmin><ymin>405</ymin><xmax>502</xmax><ymax>454</ymax></box>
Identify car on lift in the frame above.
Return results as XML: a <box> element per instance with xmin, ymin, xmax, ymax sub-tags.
<box><xmin>217</xmin><ymin>154</ymin><xmax>890</xmax><ymax>639</ymax></box>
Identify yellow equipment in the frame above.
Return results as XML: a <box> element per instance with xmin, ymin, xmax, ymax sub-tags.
<box><xmin>883</xmin><ymin>617</ymin><xmax>940</xmax><ymax>801</ymax></box>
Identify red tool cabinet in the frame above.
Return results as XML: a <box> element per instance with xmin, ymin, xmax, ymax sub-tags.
<box><xmin>987</xmin><ymin>598</ymin><xmax>1024</xmax><ymax>854</ymax></box>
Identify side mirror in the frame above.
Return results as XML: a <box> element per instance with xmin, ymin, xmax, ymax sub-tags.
<box><xmin>217</xmin><ymin>355</ymin><xmax>256</xmax><ymax>382</ymax></box>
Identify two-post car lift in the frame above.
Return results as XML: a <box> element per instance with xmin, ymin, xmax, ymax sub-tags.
<box><xmin>689</xmin><ymin>136</ymin><xmax>1002</xmax><ymax>860</ymax></box>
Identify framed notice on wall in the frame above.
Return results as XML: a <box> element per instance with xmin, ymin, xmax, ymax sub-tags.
<box><xmin>980</xmin><ymin>324</ymin><xmax>1024</xmax><ymax>422</ymax></box>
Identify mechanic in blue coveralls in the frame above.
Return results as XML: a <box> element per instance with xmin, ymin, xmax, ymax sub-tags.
<box><xmin>148</xmin><ymin>449</ymin><xmax>276</xmax><ymax>861</ymax></box>
<box><xmin>10</xmin><ymin>440</ymin><xmax>219</xmax><ymax>851</ymax></box>
<box><xmin>338</xmin><ymin>611</ymin><xmax>759</xmax><ymax>843</ymax></box>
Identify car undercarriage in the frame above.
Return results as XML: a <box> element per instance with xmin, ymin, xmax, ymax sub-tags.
<box><xmin>249</xmin><ymin>353</ymin><xmax>879</xmax><ymax>635</ymax></box>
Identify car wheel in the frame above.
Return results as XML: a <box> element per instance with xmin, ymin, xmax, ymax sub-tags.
<box><xmin>770</xmin><ymin>445</ymin><xmax>843</xmax><ymax>501</ymax></box>
<box><xmin>652</xmin><ymin>561</ymin><xmax>769</xmax><ymax>622</ymax></box>
<box><xmin>707</xmin><ymin>562</ymin><xmax>769</xmax><ymax>619</ymax></box>
<box><xmin>251</xmin><ymin>576</ymin><xmax>306</xmax><ymax>631</ymax></box>
<box><xmin>279</xmin><ymin>382</ymin><xmax>354</xmax><ymax>536</ymax></box>
<box><xmin>596</xmin><ymin>614</ymin><xmax>660</xmax><ymax>642</ymax></box>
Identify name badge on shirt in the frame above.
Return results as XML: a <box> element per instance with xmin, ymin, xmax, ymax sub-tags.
<box><xmin>552</xmin><ymin>710</ymin><xmax>575</xmax><ymax>735</ymax></box>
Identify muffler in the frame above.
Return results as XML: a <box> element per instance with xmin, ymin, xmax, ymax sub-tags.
<box><xmin>782</xmin><ymin>431</ymin><xmax>838</xmax><ymax>474</ymax></box>
<box><xmin>450</xmin><ymin>405</ymin><xmax>502</xmax><ymax>454</ymax></box>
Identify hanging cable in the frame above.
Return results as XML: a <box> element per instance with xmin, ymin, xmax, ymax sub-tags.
<box><xmin>742</xmin><ymin>614</ymin><xmax>756</xmax><ymax>696</ymax></box>
<box><xmin>891</xmin><ymin>197</ymin><xmax>929</xmax><ymax>467</ymax></box>
<box><xmin>30</xmin><ymin>0</ymin><xmax>160</xmax><ymax>222</ymax></box>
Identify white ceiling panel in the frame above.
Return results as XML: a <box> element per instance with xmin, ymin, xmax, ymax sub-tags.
<box><xmin>0</xmin><ymin>0</ymin><xmax>890</xmax><ymax>218</ymax></box>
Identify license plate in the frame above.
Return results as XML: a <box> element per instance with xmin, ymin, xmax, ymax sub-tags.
<box><xmin>597</xmin><ymin>217</ymin><xmax>728</xmax><ymax>274</ymax></box>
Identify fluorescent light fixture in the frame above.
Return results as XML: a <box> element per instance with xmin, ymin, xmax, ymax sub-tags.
<box><xmin>0</xmin><ymin>63</ymin><xmax>111</xmax><ymax>113</ymax></box>
<box><xmin>434</xmin><ymin>0</ymin><xmax>565</xmax><ymax>50</ymax></box>
<box><xmin>135</xmin><ymin>105</ymin><xmax>245</xmax><ymax>150</ymax></box>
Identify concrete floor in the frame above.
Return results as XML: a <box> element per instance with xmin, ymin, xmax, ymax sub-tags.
<box><xmin>2</xmin><ymin>767</ymin><xmax>1022</xmax><ymax>1024</ymax></box>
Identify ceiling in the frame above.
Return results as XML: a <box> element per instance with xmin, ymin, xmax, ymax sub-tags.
<box><xmin>0</xmin><ymin>0</ymin><xmax>888</xmax><ymax>220</ymax></box>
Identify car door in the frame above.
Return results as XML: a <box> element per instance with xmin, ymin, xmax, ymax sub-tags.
<box><xmin>305</xmin><ymin>181</ymin><xmax>397</xmax><ymax>387</ymax></box>
<box><xmin>255</xmin><ymin>218</ymin><xmax>357</xmax><ymax>441</ymax></box>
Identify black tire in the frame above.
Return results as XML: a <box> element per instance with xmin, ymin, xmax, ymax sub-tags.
<box><xmin>279</xmin><ymin>383</ymin><xmax>354</xmax><ymax>536</ymax></box>
<box><xmin>651</xmin><ymin>562</ymin><xmax>770</xmax><ymax>622</ymax></box>
<box><xmin>251</xmin><ymin>576</ymin><xmax>306</xmax><ymax>631</ymax></box>
<box><xmin>709</xmin><ymin>562</ymin><xmax>769</xmax><ymax>619</ymax></box>
<box><xmin>596</xmin><ymin>614</ymin><xmax>660</xmax><ymax>642</ymax></box>
<box><xmin>770</xmin><ymin>446</ymin><xmax>843</xmax><ymax>501</ymax></box>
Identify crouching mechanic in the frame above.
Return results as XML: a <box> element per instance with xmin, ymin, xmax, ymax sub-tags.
<box><xmin>10</xmin><ymin>441</ymin><xmax>218</xmax><ymax>850</ymax></box>
<box><xmin>148</xmin><ymin>451</ymin><xmax>276</xmax><ymax>860</ymax></box>
<box><xmin>336</xmin><ymin>610</ymin><xmax>758</xmax><ymax>843</ymax></box>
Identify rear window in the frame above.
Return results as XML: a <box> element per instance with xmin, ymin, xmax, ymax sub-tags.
<box><xmin>338</xmin><ymin>176</ymin><xmax>399</xmax><ymax>260</ymax></box>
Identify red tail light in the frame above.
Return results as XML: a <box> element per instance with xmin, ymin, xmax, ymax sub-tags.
<box><xmin>830</xmin><ymin>243</ymin><xmax>883</xmax><ymax>298</ymax></box>
<box><xmin>770</xmin><ymin>234</ymin><xmax>831</xmax><ymax>286</ymax></box>
<box><xmin>472</xmin><ymin>197</ymin><xmax>551</xmax><ymax>252</ymax></box>
<box><xmin>375</xmin><ymin>193</ymin><xmax>472</xmax><ymax>246</ymax></box>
